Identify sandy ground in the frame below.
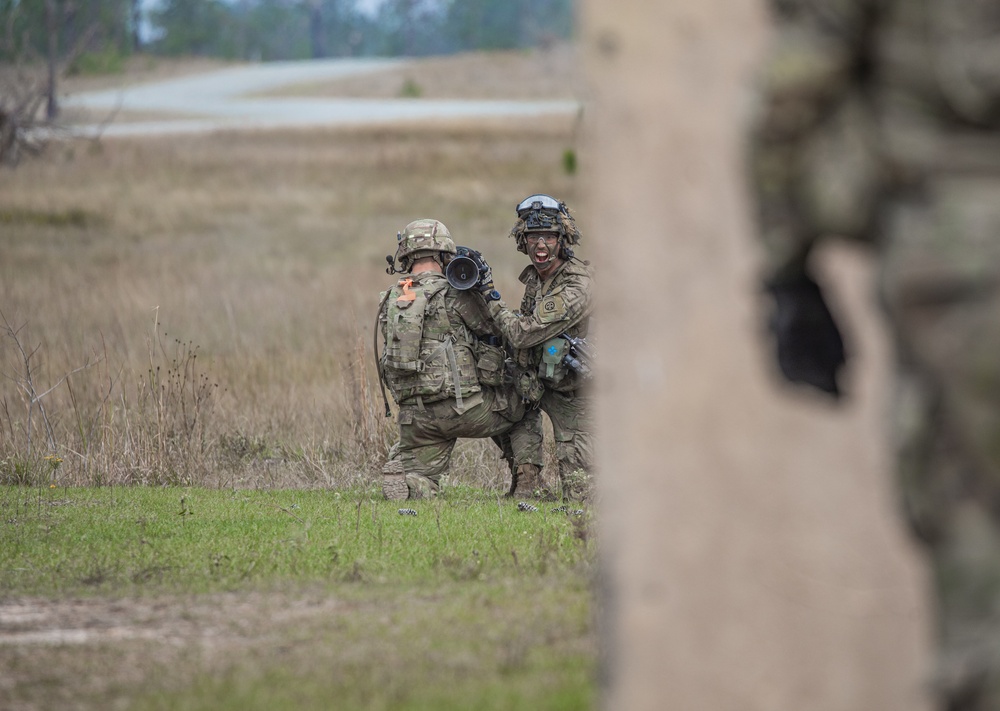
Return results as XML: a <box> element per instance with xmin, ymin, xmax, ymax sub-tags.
<box><xmin>0</xmin><ymin>590</ymin><xmax>369</xmax><ymax>711</ymax></box>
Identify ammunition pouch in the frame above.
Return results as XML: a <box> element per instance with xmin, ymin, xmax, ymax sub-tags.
<box><xmin>474</xmin><ymin>340</ymin><xmax>506</xmax><ymax>387</ymax></box>
<box><xmin>514</xmin><ymin>368</ymin><xmax>545</xmax><ymax>403</ymax></box>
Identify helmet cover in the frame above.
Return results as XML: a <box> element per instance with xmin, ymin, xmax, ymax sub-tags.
<box><xmin>393</xmin><ymin>219</ymin><xmax>456</xmax><ymax>271</ymax></box>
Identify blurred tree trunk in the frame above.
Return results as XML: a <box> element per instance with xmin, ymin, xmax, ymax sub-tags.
<box><xmin>131</xmin><ymin>0</ymin><xmax>142</xmax><ymax>51</ymax></box>
<box><xmin>45</xmin><ymin>0</ymin><xmax>59</xmax><ymax>120</ymax></box>
<box><xmin>308</xmin><ymin>0</ymin><xmax>326</xmax><ymax>58</ymax></box>
<box><xmin>403</xmin><ymin>0</ymin><xmax>415</xmax><ymax>56</ymax></box>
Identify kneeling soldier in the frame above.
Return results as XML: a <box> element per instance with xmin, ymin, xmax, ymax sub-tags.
<box><xmin>377</xmin><ymin>219</ymin><xmax>541</xmax><ymax>499</ymax></box>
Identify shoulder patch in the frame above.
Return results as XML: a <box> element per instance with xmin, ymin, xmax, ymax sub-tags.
<box><xmin>537</xmin><ymin>294</ymin><xmax>567</xmax><ymax>323</ymax></box>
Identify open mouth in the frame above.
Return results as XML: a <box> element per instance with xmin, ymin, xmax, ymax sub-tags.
<box><xmin>533</xmin><ymin>247</ymin><xmax>552</xmax><ymax>264</ymax></box>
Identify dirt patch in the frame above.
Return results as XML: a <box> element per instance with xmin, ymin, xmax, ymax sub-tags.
<box><xmin>0</xmin><ymin>592</ymin><xmax>344</xmax><ymax>648</ymax></box>
<box><xmin>0</xmin><ymin>582</ymin><xmax>593</xmax><ymax>710</ymax></box>
<box><xmin>0</xmin><ymin>591</ymin><xmax>355</xmax><ymax>709</ymax></box>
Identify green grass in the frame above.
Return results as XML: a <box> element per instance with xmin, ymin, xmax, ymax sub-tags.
<box><xmin>1</xmin><ymin>485</ymin><xmax>597</xmax><ymax>710</ymax></box>
<box><xmin>134</xmin><ymin>656</ymin><xmax>593</xmax><ymax>711</ymax></box>
<box><xmin>1</xmin><ymin>485</ymin><xmax>593</xmax><ymax>596</ymax></box>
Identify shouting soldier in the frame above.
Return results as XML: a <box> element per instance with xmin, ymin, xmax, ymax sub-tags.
<box><xmin>476</xmin><ymin>195</ymin><xmax>594</xmax><ymax>500</ymax></box>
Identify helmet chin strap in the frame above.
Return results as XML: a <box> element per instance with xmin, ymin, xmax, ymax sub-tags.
<box><xmin>530</xmin><ymin>237</ymin><xmax>565</xmax><ymax>270</ymax></box>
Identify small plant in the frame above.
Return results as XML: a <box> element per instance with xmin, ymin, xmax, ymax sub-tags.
<box><xmin>0</xmin><ymin>455</ymin><xmax>34</xmax><ymax>486</ymax></box>
<box><xmin>562</xmin><ymin>148</ymin><xmax>577</xmax><ymax>175</ymax></box>
<box><xmin>560</xmin><ymin>468</ymin><xmax>593</xmax><ymax>502</ymax></box>
<box><xmin>399</xmin><ymin>77</ymin><xmax>423</xmax><ymax>98</ymax></box>
<box><xmin>67</xmin><ymin>49</ymin><xmax>127</xmax><ymax>76</ymax></box>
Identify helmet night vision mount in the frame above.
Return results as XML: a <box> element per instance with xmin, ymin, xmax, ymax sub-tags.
<box><xmin>511</xmin><ymin>193</ymin><xmax>581</xmax><ymax>260</ymax></box>
<box><xmin>516</xmin><ymin>194</ymin><xmax>566</xmax><ymax>232</ymax></box>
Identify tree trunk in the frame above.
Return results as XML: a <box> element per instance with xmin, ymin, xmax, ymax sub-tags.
<box><xmin>45</xmin><ymin>0</ymin><xmax>59</xmax><ymax>121</ymax></box>
<box><xmin>309</xmin><ymin>1</ymin><xmax>326</xmax><ymax>59</ymax></box>
<box><xmin>582</xmin><ymin>0</ymin><xmax>932</xmax><ymax>709</ymax></box>
<box><xmin>131</xmin><ymin>0</ymin><xmax>143</xmax><ymax>52</ymax></box>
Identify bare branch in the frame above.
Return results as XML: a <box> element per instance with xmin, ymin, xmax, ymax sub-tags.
<box><xmin>31</xmin><ymin>359</ymin><xmax>100</xmax><ymax>403</ymax></box>
<box><xmin>1</xmin><ymin>309</ymin><xmax>101</xmax><ymax>455</ymax></box>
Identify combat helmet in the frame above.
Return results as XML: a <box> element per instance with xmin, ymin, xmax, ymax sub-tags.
<box><xmin>387</xmin><ymin>219</ymin><xmax>457</xmax><ymax>274</ymax></box>
<box><xmin>510</xmin><ymin>194</ymin><xmax>582</xmax><ymax>260</ymax></box>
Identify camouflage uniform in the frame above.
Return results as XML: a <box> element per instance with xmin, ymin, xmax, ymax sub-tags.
<box><xmin>379</xmin><ymin>219</ymin><xmax>541</xmax><ymax>498</ymax></box>
<box><xmin>484</xmin><ymin>196</ymin><xmax>595</xmax><ymax>500</ymax></box>
<box><xmin>748</xmin><ymin>1</ymin><xmax>1000</xmax><ymax>707</ymax></box>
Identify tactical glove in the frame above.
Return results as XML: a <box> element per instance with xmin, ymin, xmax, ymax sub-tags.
<box><xmin>765</xmin><ymin>271</ymin><xmax>846</xmax><ymax>398</ymax></box>
<box><xmin>471</xmin><ymin>250</ymin><xmax>501</xmax><ymax>301</ymax></box>
<box><xmin>479</xmin><ymin>283</ymin><xmax>501</xmax><ymax>301</ymax></box>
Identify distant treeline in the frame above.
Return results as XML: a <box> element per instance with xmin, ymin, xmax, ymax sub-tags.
<box><xmin>1</xmin><ymin>0</ymin><xmax>574</xmax><ymax>70</ymax></box>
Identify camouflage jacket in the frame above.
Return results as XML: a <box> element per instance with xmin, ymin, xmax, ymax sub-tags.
<box><xmin>379</xmin><ymin>271</ymin><xmax>500</xmax><ymax>406</ymax></box>
<box><xmin>486</xmin><ymin>259</ymin><xmax>593</xmax><ymax>393</ymax></box>
<box><xmin>748</xmin><ymin>0</ymin><xmax>1000</xmax><ymax>284</ymax></box>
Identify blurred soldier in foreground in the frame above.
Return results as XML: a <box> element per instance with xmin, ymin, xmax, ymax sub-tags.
<box><xmin>377</xmin><ymin>219</ymin><xmax>542</xmax><ymax>499</ymax></box>
<box><xmin>748</xmin><ymin>0</ymin><xmax>1000</xmax><ymax>707</ymax></box>
<box><xmin>476</xmin><ymin>195</ymin><xmax>594</xmax><ymax>500</ymax></box>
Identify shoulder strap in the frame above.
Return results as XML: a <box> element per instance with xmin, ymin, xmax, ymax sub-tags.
<box><xmin>373</xmin><ymin>289</ymin><xmax>393</xmax><ymax>418</ymax></box>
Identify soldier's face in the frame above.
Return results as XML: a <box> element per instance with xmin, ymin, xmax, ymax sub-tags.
<box><xmin>525</xmin><ymin>231</ymin><xmax>559</xmax><ymax>268</ymax></box>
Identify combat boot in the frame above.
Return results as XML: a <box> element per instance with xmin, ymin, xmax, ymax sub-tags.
<box><xmin>505</xmin><ymin>467</ymin><xmax>519</xmax><ymax>498</ymax></box>
<box><xmin>511</xmin><ymin>463</ymin><xmax>551</xmax><ymax>500</ymax></box>
<box><xmin>405</xmin><ymin>473</ymin><xmax>438</xmax><ymax>499</ymax></box>
<box><xmin>381</xmin><ymin>460</ymin><xmax>408</xmax><ymax>500</ymax></box>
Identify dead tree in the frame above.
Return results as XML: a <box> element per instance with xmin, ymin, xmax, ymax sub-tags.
<box><xmin>0</xmin><ymin>70</ymin><xmax>48</xmax><ymax>167</ymax></box>
<box><xmin>0</xmin><ymin>1</ymin><xmax>99</xmax><ymax>167</ymax></box>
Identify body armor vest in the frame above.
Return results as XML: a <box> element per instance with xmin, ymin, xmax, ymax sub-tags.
<box><xmin>380</xmin><ymin>276</ymin><xmax>480</xmax><ymax>405</ymax></box>
<box><xmin>516</xmin><ymin>270</ymin><xmax>589</xmax><ymax>391</ymax></box>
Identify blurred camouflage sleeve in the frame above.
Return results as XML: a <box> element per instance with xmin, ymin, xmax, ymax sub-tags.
<box><xmin>448</xmin><ymin>289</ymin><xmax>500</xmax><ymax>339</ymax></box>
<box><xmin>748</xmin><ymin>0</ymin><xmax>884</xmax><ymax>284</ymax></box>
<box><xmin>747</xmin><ymin>0</ymin><xmax>888</xmax><ymax>396</ymax></box>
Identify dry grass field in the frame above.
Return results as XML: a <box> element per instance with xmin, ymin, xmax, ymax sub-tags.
<box><xmin>1</xmin><ymin>49</ymin><xmax>583</xmax><ymax>490</ymax></box>
<box><xmin>258</xmin><ymin>45</ymin><xmax>585</xmax><ymax>99</ymax></box>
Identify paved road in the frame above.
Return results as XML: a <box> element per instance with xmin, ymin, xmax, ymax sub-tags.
<box><xmin>62</xmin><ymin>57</ymin><xmax>579</xmax><ymax>137</ymax></box>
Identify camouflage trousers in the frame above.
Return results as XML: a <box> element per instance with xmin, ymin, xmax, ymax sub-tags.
<box><xmin>390</xmin><ymin>386</ymin><xmax>542</xmax><ymax>497</ymax></box>
<box><xmin>525</xmin><ymin>387</ymin><xmax>593</xmax><ymax>499</ymax></box>
<box><xmin>881</xmin><ymin>175</ymin><xmax>1000</xmax><ymax>710</ymax></box>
